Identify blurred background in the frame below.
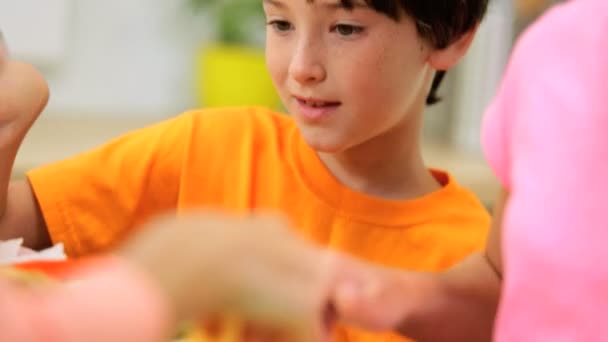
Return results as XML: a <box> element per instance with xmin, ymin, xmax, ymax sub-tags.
<box><xmin>2</xmin><ymin>0</ymin><xmax>559</xmax><ymax>206</ymax></box>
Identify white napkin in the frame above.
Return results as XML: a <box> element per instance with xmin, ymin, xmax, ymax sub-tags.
<box><xmin>0</xmin><ymin>238</ymin><xmax>66</xmax><ymax>265</ymax></box>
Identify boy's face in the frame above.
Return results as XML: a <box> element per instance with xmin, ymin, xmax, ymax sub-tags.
<box><xmin>263</xmin><ymin>0</ymin><xmax>434</xmax><ymax>153</ymax></box>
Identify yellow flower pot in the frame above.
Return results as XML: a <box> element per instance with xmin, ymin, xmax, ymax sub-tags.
<box><xmin>195</xmin><ymin>44</ymin><xmax>280</xmax><ymax>109</ymax></box>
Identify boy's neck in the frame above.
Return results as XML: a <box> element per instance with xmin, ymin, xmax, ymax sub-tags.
<box><xmin>317</xmin><ymin>118</ymin><xmax>441</xmax><ymax>201</ymax></box>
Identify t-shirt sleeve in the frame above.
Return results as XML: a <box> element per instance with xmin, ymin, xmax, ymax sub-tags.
<box><xmin>27</xmin><ymin>113</ymin><xmax>194</xmax><ymax>257</ymax></box>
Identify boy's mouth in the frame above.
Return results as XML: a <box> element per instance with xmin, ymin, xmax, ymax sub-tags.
<box><xmin>293</xmin><ymin>96</ymin><xmax>342</xmax><ymax>121</ymax></box>
<box><xmin>294</xmin><ymin>96</ymin><xmax>341</xmax><ymax>108</ymax></box>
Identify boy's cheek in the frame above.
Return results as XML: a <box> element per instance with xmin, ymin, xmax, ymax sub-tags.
<box><xmin>265</xmin><ymin>52</ymin><xmax>288</xmax><ymax>84</ymax></box>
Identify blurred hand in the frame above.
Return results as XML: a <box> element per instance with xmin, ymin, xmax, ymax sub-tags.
<box><xmin>119</xmin><ymin>212</ymin><xmax>335</xmax><ymax>342</ymax></box>
<box><xmin>327</xmin><ymin>255</ymin><xmax>432</xmax><ymax>333</ymax></box>
<box><xmin>331</xmin><ymin>253</ymin><xmax>500</xmax><ymax>342</ymax></box>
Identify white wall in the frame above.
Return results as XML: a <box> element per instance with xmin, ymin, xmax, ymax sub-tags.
<box><xmin>0</xmin><ymin>0</ymin><xmax>70</xmax><ymax>66</ymax></box>
<box><xmin>449</xmin><ymin>0</ymin><xmax>514</xmax><ymax>152</ymax></box>
<box><xmin>2</xmin><ymin>0</ymin><xmax>212</xmax><ymax>118</ymax></box>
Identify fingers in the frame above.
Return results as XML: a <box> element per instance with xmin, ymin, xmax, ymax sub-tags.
<box><xmin>325</xmin><ymin>252</ymin><xmax>411</xmax><ymax>332</ymax></box>
<box><xmin>333</xmin><ymin>281</ymin><xmax>383</xmax><ymax>329</ymax></box>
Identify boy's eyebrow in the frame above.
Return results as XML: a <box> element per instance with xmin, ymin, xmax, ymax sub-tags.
<box><xmin>323</xmin><ymin>0</ymin><xmax>368</xmax><ymax>10</ymax></box>
<box><xmin>263</xmin><ymin>0</ymin><xmax>285</xmax><ymax>8</ymax></box>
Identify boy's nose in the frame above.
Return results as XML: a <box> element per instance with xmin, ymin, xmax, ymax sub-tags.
<box><xmin>289</xmin><ymin>45</ymin><xmax>326</xmax><ymax>85</ymax></box>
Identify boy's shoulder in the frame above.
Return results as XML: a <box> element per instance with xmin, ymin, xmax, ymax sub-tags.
<box><xmin>185</xmin><ymin>106</ymin><xmax>291</xmax><ymax>129</ymax></box>
<box><xmin>418</xmin><ymin>172</ymin><xmax>491</xmax><ymax>260</ymax></box>
<box><xmin>430</xmin><ymin>170</ymin><xmax>490</xmax><ymax>221</ymax></box>
<box><xmin>180</xmin><ymin>106</ymin><xmax>294</xmax><ymax>143</ymax></box>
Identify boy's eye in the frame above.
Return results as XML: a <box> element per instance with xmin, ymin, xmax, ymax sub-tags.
<box><xmin>267</xmin><ymin>20</ymin><xmax>293</xmax><ymax>33</ymax></box>
<box><xmin>332</xmin><ymin>24</ymin><xmax>364</xmax><ymax>37</ymax></box>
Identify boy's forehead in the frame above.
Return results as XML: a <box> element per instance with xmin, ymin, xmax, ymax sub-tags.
<box><xmin>264</xmin><ymin>0</ymin><xmax>369</xmax><ymax>9</ymax></box>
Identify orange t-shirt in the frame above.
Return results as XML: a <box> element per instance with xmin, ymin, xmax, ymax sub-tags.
<box><xmin>28</xmin><ymin>107</ymin><xmax>490</xmax><ymax>342</ymax></box>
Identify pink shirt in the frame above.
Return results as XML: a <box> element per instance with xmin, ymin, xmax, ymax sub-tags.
<box><xmin>482</xmin><ymin>0</ymin><xmax>608</xmax><ymax>340</ymax></box>
<box><xmin>0</xmin><ymin>258</ymin><xmax>173</xmax><ymax>341</ymax></box>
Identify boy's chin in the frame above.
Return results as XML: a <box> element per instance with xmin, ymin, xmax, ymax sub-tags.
<box><xmin>300</xmin><ymin>132</ymin><xmax>351</xmax><ymax>155</ymax></box>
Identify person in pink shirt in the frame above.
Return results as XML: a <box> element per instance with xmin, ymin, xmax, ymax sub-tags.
<box><xmin>480</xmin><ymin>0</ymin><xmax>608</xmax><ymax>339</ymax></box>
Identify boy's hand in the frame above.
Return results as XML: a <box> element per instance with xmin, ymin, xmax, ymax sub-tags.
<box><xmin>328</xmin><ymin>255</ymin><xmax>431</xmax><ymax>333</ymax></box>
<box><xmin>331</xmin><ymin>253</ymin><xmax>500</xmax><ymax>342</ymax></box>
<box><xmin>0</xmin><ymin>37</ymin><xmax>49</xmax><ymax>145</ymax></box>
<box><xmin>119</xmin><ymin>212</ymin><xmax>335</xmax><ymax>342</ymax></box>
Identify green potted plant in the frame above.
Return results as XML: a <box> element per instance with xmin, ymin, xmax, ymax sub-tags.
<box><xmin>186</xmin><ymin>0</ymin><xmax>280</xmax><ymax>109</ymax></box>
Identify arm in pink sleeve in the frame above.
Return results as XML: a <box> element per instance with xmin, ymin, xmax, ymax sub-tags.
<box><xmin>0</xmin><ymin>258</ymin><xmax>174</xmax><ymax>342</ymax></box>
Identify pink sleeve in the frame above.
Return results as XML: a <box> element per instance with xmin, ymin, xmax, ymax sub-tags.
<box><xmin>0</xmin><ymin>258</ymin><xmax>174</xmax><ymax>342</ymax></box>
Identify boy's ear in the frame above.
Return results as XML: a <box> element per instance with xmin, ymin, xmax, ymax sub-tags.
<box><xmin>427</xmin><ymin>25</ymin><xmax>479</xmax><ymax>70</ymax></box>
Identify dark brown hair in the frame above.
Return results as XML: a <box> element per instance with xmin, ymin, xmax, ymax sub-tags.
<box><xmin>338</xmin><ymin>0</ymin><xmax>490</xmax><ymax>105</ymax></box>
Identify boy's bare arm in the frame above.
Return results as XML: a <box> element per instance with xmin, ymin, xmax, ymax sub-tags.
<box><xmin>0</xmin><ymin>59</ymin><xmax>52</xmax><ymax>249</ymax></box>
<box><xmin>335</xmin><ymin>189</ymin><xmax>508</xmax><ymax>341</ymax></box>
<box><xmin>0</xmin><ymin>181</ymin><xmax>51</xmax><ymax>249</ymax></box>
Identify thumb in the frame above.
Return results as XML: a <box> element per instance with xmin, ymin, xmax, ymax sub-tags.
<box><xmin>333</xmin><ymin>280</ymin><xmax>406</xmax><ymax>332</ymax></box>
